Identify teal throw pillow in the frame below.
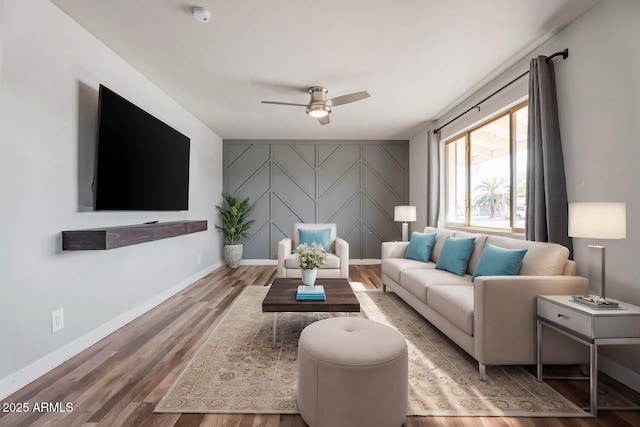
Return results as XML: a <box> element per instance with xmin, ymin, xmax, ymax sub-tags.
<box><xmin>471</xmin><ymin>243</ymin><xmax>528</xmax><ymax>282</ymax></box>
<box><xmin>435</xmin><ymin>236</ymin><xmax>476</xmax><ymax>276</ymax></box>
<box><xmin>405</xmin><ymin>232</ymin><xmax>437</xmax><ymax>262</ymax></box>
<box><xmin>298</xmin><ymin>228</ymin><xmax>332</xmax><ymax>252</ymax></box>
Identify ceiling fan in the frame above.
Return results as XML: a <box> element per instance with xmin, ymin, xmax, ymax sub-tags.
<box><xmin>261</xmin><ymin>86</ymin><xmax>370</xmax><ymax>125</ymax></box>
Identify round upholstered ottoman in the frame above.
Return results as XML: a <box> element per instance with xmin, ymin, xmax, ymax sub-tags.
<box><xmin>297</xmin><ymin>317</ymin><xmax>408</xmax><ymax>427</ymax></box>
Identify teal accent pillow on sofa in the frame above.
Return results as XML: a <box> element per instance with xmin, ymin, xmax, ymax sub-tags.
<box><xmin>404</xmin><ymin>232</ymin><xmax>437</xmax><ymax>262</ymax></box>
<box><xmin>471</xmin><ymin>243</ymin><xmax>528</xmax><ymax>282</ymax></box>
<box><xmin>435</xmin><ymin>236</ymin><xmax>476</xmax><ymax>276</ymax></box>
<box><xmin>298</xmin><ymin>228</ymin><xmax>332</xmax><ymax>252</ymax></box>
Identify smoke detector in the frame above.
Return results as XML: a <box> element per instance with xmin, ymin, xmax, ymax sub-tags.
<box><xmin>192</xmin><ymin>7</ymin><xmax>211</xmax><ymax>23</ymax></box>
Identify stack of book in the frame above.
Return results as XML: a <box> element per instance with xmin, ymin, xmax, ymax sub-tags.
<box><xmin>296</xmin><ymin>285</ymin><xmax>326</xmax><ymax>301</ymax></box>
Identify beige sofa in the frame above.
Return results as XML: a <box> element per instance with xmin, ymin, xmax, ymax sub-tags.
<box><xmin>277</xmin><ymin>223</ymin><xmax>349</xmax><ymax>279</ymax></box>
<box><xmin>382</xmin><ymin>226</ymin><xmax>589</xmax><ymax>380</ymax></box>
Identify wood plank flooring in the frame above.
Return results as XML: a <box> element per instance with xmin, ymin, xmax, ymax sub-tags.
<box><xmin>1</xmin><ymin>264</ymin><xmax>639</xmax><ymax>427</ymax></box>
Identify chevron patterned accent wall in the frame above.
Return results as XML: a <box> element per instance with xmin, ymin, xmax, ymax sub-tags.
<box><xmin>223</xmin><ymin>140</ymin><xmax>409</xmax><ymax>259</ymax></box>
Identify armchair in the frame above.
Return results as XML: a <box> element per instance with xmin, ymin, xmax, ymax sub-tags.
<box><xmin>277</xmin><ymin>223</ymin><xmax>349</xmax><ymax>279</ymax></box>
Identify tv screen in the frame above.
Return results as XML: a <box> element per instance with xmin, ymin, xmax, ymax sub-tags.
<box><xmin>94</xmin><ymin>85</ymin><xmax>190</xmax><ymax>211</ymax></box>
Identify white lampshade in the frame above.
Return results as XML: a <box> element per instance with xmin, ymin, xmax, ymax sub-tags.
<box><xmin>568</xmin><ymin>202</ymin><xmax>626</xmax><ymax>239</ymax></box>
<box><xmin>394</xmin><ymin>206</ymin><xmax>416</xmax><ymax>222</ymax></box>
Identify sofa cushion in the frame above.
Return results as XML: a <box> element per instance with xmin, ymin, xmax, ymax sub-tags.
<box><xmin>453</xmin><ymin>231</ymin><xmax>488</xmax><ymax>275</ymax></box>
<box><xmin>400</xmin><ymin>269</ymin><xmax>471</xmax><ymax>304</ymax></box>
<box><xmin>424</xmin><ymin>227</ymin><xmax>455</xmax><ymax>262</ymax></box>
<box><xmin>298</xmin><ymin>227</ymin><xmax>332</xmax><ymax>252</ymax></box>
<box><xmin>382</xmin><ymin>258</ymin><xmax>434</xmax><ymax>284</ymax></box>
<box><xmin>285</xmin><ymin>253</ymin><xmax>340</xmax><ymax>269</ymax></box>
<box><xmin>405</xmin><ymin>232</ymin><xmax>437</xmax><ymax>262</ymax></box>
<box><xmin>486</xmin><ymin>235</ymin><xmax>569</xmax><ymax>276</ymax></box>
<box><xmin>435</xmin><ymin>236</ymin><xmax>476</xmax><ymax>276</ymax></box>
<box><xmin>472</xmin><ymin>243</ymin><xmax>528</xmax><ymax>282</ymax></box>
<box><xmin>427</xmin><ymin>285</ymin><xmax>475</xmax><ymax>336</ymax></box>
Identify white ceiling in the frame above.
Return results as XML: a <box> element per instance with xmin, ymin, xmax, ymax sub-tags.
<box><xmin>51</xmin><ymin>0</ymin><xmax>598</xmax><ymax>140</ymax></box>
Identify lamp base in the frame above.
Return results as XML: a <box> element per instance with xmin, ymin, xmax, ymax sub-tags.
<box><xmin>401</xmin><ymin>222</ymin><xmax>409</xmax><ymax>242</ymax></box>
<box><xmin>572</xmin><ymin>294</ymin><xmax>620</xmax><ymax>309</ymax></box>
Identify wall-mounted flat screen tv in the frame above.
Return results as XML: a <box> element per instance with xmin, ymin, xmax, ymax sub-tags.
<box><xmin>94</xmin><ymin>85</ymin><xmax>190</xmax><ymax>211</ymax></box>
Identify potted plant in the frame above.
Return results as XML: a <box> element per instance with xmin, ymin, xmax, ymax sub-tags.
<box><xmin>215</xmin><ymin>192</ymin><xmax>255</xmax><ymax>268</ymax></box>
<box><xmin>295</xmin><ymin>243</ymin><xmax>327</xmax><ymax>286</ymax></box>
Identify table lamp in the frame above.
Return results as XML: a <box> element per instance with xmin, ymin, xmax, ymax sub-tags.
<box><xmin>568</xmin><ymin>202</ymin><xmax>626</xmax><ymax>309</ymax></box>
<box><xmin>394</xmin><ymin>206</ymin><xmax>416</xmax><ymax>242</ymax></box>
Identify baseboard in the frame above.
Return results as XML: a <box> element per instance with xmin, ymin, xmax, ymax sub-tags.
<box><xmin>350</xmin><ymin>259</ymin><xmax>381</xmax><ymax>265</ymax></box>
<box><xmin>239</xmin><ymin>259</ymin><xmax>277</xmax><ymax>265</ymax></box>
<box><xmin>600</xmin><ymin>355</ymin><xmax>640</xmax><ymax>393</ymax></box>
<box><xmin>0</xmin><ymin>261</ymin><xmax>224</xmax><ymax>400</ymax></box>
<box><xmin>239</xmin><ymin>259</ymin><xmax>382</xmax><ymax>266</ymax></box>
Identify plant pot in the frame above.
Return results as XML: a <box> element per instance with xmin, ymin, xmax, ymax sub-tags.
<box><xmin>301</xmin><ymin>268</ymin><xmax>318</xmax><ymax>287</ymax></box>
<box><xmin>224</xmin><ymin>244</ymin><xmax>243</xmax><ymax>269</ymax></box>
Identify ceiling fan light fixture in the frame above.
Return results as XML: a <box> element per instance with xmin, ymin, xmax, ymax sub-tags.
<box><xmin>262</xmin><ymin>85</ymin><xmax>367</xmax><ymax>125</ymax></box>
<box><xmin>307</xmin><ymin>104</ymin><xmax>330</xmax><ymax>118</ymax></box>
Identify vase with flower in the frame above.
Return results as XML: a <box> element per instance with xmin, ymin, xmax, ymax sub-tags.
<box><xmin>295</xmin><ymin>243</ymin><xmax>327</xmax><ymax>286</ymax></box>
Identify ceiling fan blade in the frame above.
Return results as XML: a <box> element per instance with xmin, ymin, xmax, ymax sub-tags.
<box><xmin>327</xmin><ymin>91</ymin><xmax>370</xmax><ymax>107</ymax></box>
<box><xmin>261</xmin><ymin>101</ymin><xmax>307</xmax><ymax>107</ymax></box>
<box><xmin>317</xmin><ymin>115</ymin><xmax>330</xmax><ymax>125</ymax></box>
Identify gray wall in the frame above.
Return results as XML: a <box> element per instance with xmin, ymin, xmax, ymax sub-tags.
<box><xmin>224</xmin><ymin>140</ymin><xmax>409</xmax><ymax>259</ymax></box>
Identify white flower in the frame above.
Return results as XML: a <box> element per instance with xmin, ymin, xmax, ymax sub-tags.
<box><xmin>295</xmin><ymin>243</ymin><xmax>327</xmax><ymax>270</ymax></box>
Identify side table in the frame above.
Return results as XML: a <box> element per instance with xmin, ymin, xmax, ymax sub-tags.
<box><xmin>536</xmin><ymin>295</ymin><xmax>640</xmax><ymax>416</ymax></box>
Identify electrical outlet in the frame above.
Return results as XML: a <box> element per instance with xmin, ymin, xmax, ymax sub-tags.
<box><xmin>51</xmin><ymin>309</ymin><xmax>64</xmax><ymax>333</ymax></box>
<box><xmin>197</xmin><ymin>254</ymin><xmax>202</xmax><ymax>265</ymax></box>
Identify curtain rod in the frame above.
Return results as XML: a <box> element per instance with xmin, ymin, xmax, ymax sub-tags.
<box><xmin>433</xmin><ymin>48</ymin><xmax>568</xmax><ymax>134</ymax></box>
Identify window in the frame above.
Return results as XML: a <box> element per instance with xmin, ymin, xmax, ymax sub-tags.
<box><xmin>444</xmin><ymin>102</ymin><xmax>528</xmax><ymax>231</ymax></box>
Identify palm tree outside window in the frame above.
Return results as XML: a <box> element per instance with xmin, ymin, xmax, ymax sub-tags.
<box><xmin>473</xmin><ymin>177</ymin><xmax>510</xmax><ymax>219</ymax></box>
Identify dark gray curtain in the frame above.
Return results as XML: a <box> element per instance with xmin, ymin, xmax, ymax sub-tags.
<box><xmin>525</xmin><ymin>56</ymin><xmax>572</xmax><ymax>254</ymax></box>
<box><xmin>427</xmin><ymin>130</ymin><xmax>440</xmax><ymax>226</ymax></box>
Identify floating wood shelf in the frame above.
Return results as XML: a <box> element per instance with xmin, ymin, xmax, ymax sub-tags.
<box><xmin>62</xmin><ymin>220</ymin><xmax>207</xmax><ymax>250</ymax></box>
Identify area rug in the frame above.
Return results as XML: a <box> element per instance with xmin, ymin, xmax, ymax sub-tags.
<box><xmin>155</xmin><ymin>285</ymin><xmax>628</xmax><ymax>416</ymax></box>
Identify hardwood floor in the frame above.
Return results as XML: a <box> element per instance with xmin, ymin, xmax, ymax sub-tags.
<box><xmin>1</xmin><ymin>264</ymin><xmax>639</xmax><ymax>427</ymax></box>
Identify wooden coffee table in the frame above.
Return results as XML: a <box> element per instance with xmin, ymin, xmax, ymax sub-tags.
<box><xmin>262</xmin><ymin>278</ymin><xmax>360</xmax><ymax>346</ymax></box>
